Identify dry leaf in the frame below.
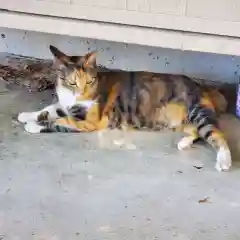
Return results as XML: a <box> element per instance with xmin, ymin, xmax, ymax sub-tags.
<box><xmin>198</xmin><ymin>196</ymin><xmax>211</xmax><ymax>204</ymax></box>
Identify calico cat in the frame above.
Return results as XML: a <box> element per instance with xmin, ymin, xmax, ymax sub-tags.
<box><xmin>18</xmin><ymin>45</ymin><xmax>231</xmax><ymax>172</ymax></box>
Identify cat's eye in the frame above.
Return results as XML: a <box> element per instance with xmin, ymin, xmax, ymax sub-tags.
<box><xmin>87</xmin><ymin>77</ymin><xmax>96</xmax><ymax>84</ymax></box>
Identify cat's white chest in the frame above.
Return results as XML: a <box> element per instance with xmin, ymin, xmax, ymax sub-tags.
<box><xmin>56</xmin><ymin>85</ymin><xmax>77</xmax><ymax>111</ymax></box>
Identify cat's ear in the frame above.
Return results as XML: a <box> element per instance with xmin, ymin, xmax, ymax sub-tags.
<box><xmin>67</xmin><ymin>52</ymin><xmax>97</xmax><ymax>69</ymax></box>
<box><xmin>84</xmin><ymin>51</ymin><xmax>97</xmax><ymax>68</ymax></box>
<box><xmin>49</xmin><ymin>45</ymin><xmax>71</xmax><ymax>68</ymax></box>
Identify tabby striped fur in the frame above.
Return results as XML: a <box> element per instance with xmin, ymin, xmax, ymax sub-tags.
<box><xmin>18</xmin><ymin>45</ymin><xmax>231</xmax><ymax>172</ymax></box>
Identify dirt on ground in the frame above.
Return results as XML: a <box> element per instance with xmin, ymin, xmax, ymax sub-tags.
<box><xmin>0</xmin><ymin>54</ymin><xmax>56</xmax><ymax>92</ymax></box>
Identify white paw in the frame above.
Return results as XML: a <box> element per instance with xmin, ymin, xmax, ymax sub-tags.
<box><xmin>215</xmin><ymin>147</ymin><xmax>232</xmax><ymax>172</ymax></box>
<box><xmin>177</xmin><ymin>136</ymin><xmax>195</xmax><ymax>150</ymax></box>
<box><xmin>18</xmin><ymin>112</ymin><xmax>38</xmax><ymax>123</ymax></box>
<box><xmin>24</xmin><ymin>121</ymin><xmax>44</xmax><ymax>133</ymax></box>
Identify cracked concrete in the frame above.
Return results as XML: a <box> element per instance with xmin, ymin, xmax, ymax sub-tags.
<box><xmin>0</xmin><ymin>80</ymin><xmax>240</xmax><ymax>240</ymax></box>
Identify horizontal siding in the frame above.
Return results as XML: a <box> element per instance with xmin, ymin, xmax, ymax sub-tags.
<box><xmin>1</xmin><ymin>11</ymin><xmax>240</xmax><ymax>57</ymax></box>
<box><xmin>1</xmin><ymin>0</ymin><xmax>240</xmax><ymax>38</ymax></box>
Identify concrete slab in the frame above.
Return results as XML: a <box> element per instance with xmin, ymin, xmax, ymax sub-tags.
<box><xmin>0</xmin><ymin>85</ymin><xmax>240</xmax><ymax>239</ymax></box>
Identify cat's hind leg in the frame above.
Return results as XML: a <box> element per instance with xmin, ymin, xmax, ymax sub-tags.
<box><xmin>177</xmin><ymin>124</ymin><xmax>199</xmax><ymax>150</ymax></box>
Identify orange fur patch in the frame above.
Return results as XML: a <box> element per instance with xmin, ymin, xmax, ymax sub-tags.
<box><xmin>200</xmin><ymin>93</ymin><xmax>215</xmax><ymax>110</ymax></box>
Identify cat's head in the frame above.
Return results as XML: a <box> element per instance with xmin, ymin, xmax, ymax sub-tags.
<box><xmin>49</xmin><ymin>45</ymin><xmax>98</xmax><ymax>95</ymax></box>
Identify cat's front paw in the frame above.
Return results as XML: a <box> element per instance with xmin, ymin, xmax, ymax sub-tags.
<box><xmin>24</xmin><ymin>121</ymin><xmax>44</xmax><ymax>133</ymax></box>
<box><xmin>69</xmin><ymin>105</ymin><xmax>87</xmax><ymax>120</ymax></box>
<box><xmin>18</xmin><ymin>112</ymin><xmax>37</xmax><ymax>123</ymax></box>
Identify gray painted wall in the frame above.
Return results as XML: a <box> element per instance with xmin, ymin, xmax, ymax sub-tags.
<box><xmin>0</xmin><ymin>27</ymin><xmax>239</xmax><ymax>84</ymax></box>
